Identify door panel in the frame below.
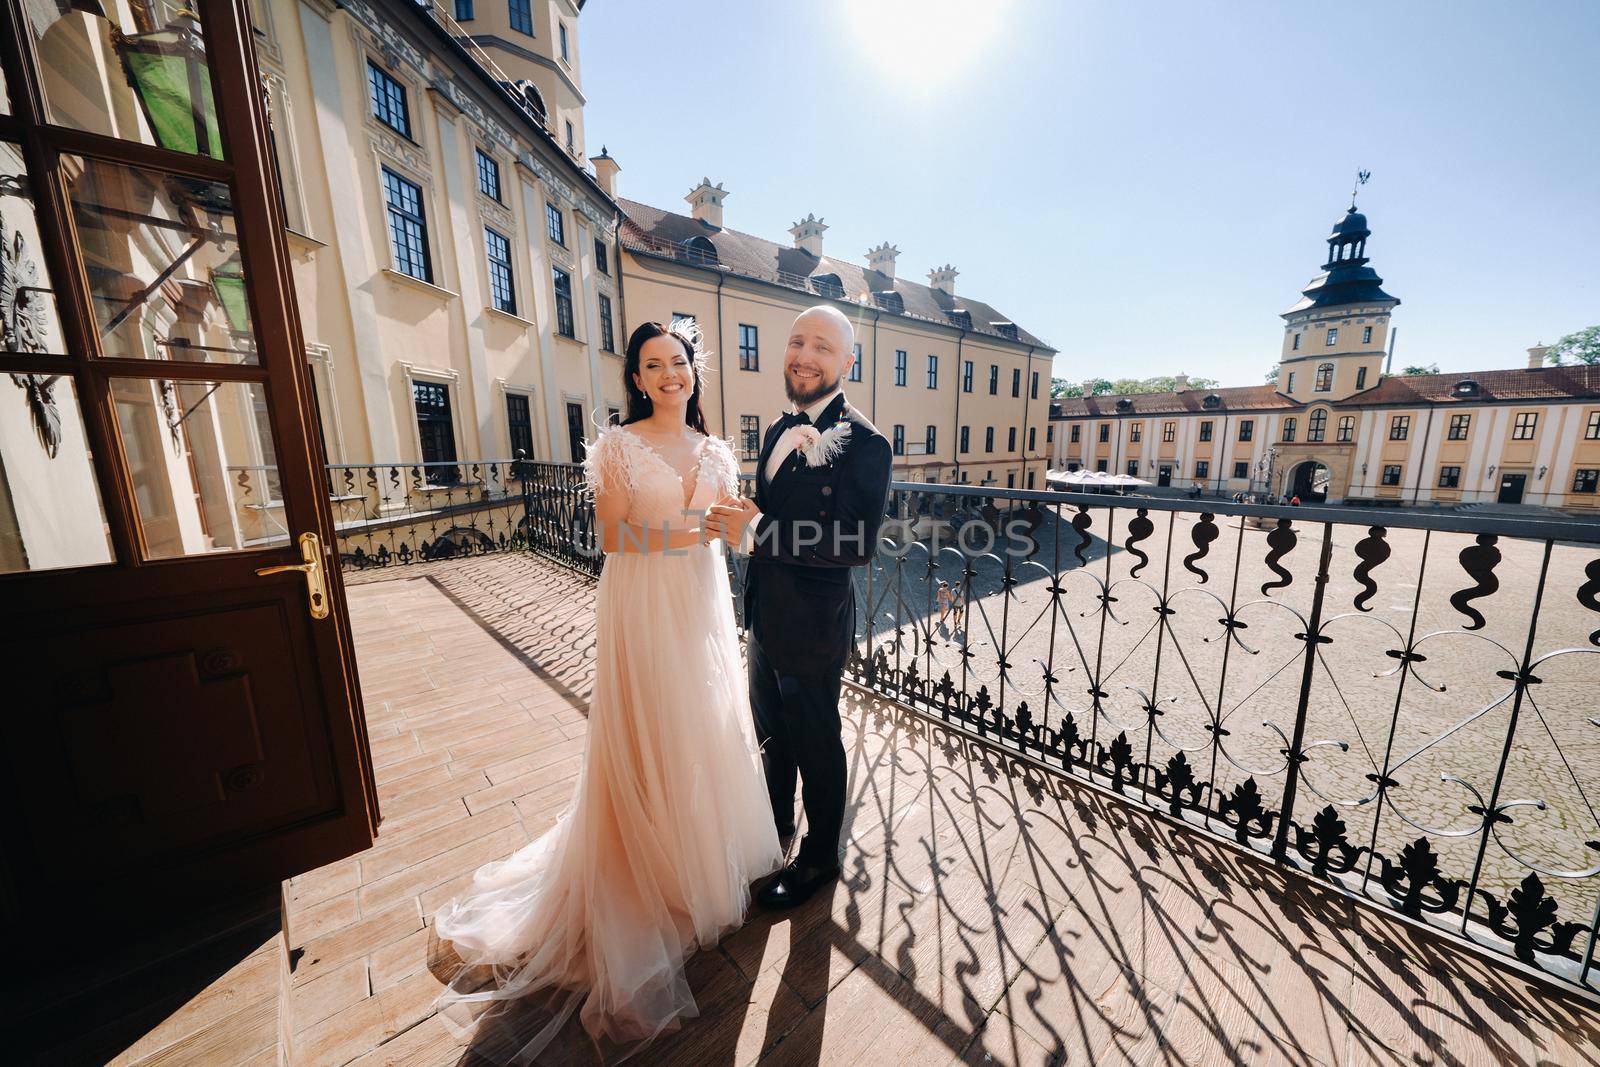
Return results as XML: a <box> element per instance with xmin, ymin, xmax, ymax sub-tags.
<box><xmin>1498</xmin><ymin>473</ymin><xmax>1526</xmax><ymax>505</ymax></box>
<box><xmin>0</xmin><ymin>0</ymin><xmax>374</xmax><ymax>930</ymax></box>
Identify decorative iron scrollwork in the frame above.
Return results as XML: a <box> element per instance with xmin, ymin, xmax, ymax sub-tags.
<box><xmin>1218</xmin><ymin>777</ymin><xmax>1275</xmax><ymax>844</ymax></box>
<box><xmin>1183</xmin><ymin>513</ymin><xmax>1218</xmax><ymax>584</ymax></box>
<box><xmin>1577</xmin><ymin>557</ymin><xmax>1600</xmax><ymax>646</ymax></box>
<box><xmin>1450</xmin><ymin>534</ymin><xmax>1501</xmax><ymax>631</ymax></box>
<box><xmin>1260</xmin><ymin>519</ymin><xmax>1297</xmax><ymax>596</ymax></box>
<box><xmin>1292</xmin><ymin>804</ymin><xmax>1364</xmax><ymax>877</ymax></box>
<box><xmin>1351</xmin><ymin>526</ymin><xmax>1390</xmax><ymax>612</ymax></box>
<box><xmin>1481</xmin><ymin>872</ymin><xmax>1585</xmax><ymax>964</ymax></box>
<box><xmin>1071</xmin><ymin>506</ymin><xmax>1093</xmax><ymax>567</ymax></box>
<box><xmin>1125</xmin><ymin>509</ymin><xmax>1153</xmax><ymax>577</ymax></box>
<box><xmin>1378</xmin><ymin>837</ymin><xmax>1462</xmax><ymax>918</ymax></box>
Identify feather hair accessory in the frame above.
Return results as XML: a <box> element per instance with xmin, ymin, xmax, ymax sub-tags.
<box><xmin>665</xmin><ymin>317</ymin><xmax>713</xmax><ymax>380</ymax></box>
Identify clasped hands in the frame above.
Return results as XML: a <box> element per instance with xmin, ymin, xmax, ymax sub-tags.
<box><xmin>703</xmin><ymin>495</ymin><xmax>760</xmax><ymax>544</ymax></box>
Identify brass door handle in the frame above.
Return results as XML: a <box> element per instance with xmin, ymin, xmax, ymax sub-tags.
<box><xmin>255</xmin><ymin>531</ymin><xmax>331</xmax><ymax>620</ymax></box>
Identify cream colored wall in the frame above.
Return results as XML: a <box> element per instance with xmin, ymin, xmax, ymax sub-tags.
<box><xmin>1280</xmin><ymin>304</ymin><xmax>1391</xmax><ymax>403</ymax></box>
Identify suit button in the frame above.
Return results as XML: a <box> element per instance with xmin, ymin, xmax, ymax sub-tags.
<box><xmin>819</xmin><ymin>510</ymin><xmax>829</xmax><ymax>517</ymax></box>
<box><xmin>821</xmin><ymin>486</ymin><xmax>833</xmax><ymax>496</ymax></box>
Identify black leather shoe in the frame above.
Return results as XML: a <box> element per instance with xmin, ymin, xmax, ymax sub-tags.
<box><xmin>756</xmin><ymin>859</ymin><xmax>840</xmax><ymax>909</ymax></box>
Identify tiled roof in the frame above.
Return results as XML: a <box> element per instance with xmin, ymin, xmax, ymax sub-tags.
<box><xmin>616</xmin><ymin>198</ymin><xmax>1054</xmax><ymax>351</ymax></box>
<box><xmin>1347</xmin><ymin>365</ymin><xmax>1600</xmax><ymax>405</ymax></box>
<box><xmin>1051</xmin><ymin>384</ymin><xmax>1295</xmax><ymax>417</ymax></box>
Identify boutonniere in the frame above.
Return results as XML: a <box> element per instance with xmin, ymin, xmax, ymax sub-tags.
<box><xmin>783</xmin><ymin>420</ymin><xmax>852</xmax><ymax>468</ymax></box>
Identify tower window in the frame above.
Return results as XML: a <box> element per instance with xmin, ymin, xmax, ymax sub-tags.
<box><xmin>1292</xmin><ymin>332</ymin><xmax>1301</xmax><ymax>351</ymax></box>
<box><xmin>1282</xmin><ymin>418</ymin><xmax>1297</xmax><ymax>442</ymax></box>
<box><xmin>1337</xmin><ymin>415</ymin><xmax>1354</xmax><ymax>442</ymax></box>
<box><xmin>1307</xmin><ymin>409</ymin><xmax>1326</xmax><ymax>442</ymax></box>
<box><xmin>1326</xmin><ymin>328</ymin><xmax>1338</xmax><ymax>346</ymax></box>
<box><xmin>1362</xmin><ymin>326</ymin><xmax>1373</xmax><ymax>344</ymax></box>
<box><xmin>1287</xmin><ymin>372</ymin><xmax>1296</xmax><ymax>392</ymax></box>
<box><xmin>1314</xmin><ymin>363</ymin><xmax>1333</xmax><ymax>391</ymax></box>
<box><xmin>510</xmin><ymin>0</ymin><xmax>533</xmax><ymax>35</ymax></box>
<box><xmin>1356</xmin><ymin>366</ymin><xmax>1367</xmax><ymax>389</ymax></box>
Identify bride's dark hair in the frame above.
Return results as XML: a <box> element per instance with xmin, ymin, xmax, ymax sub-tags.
<box><xmin>621</xmin><ymin>321</ymin><xmax>709</xmax><ymax>434</ymax></box>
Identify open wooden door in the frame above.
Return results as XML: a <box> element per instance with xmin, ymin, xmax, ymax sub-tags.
<box><xmin>0</xmin><ymin>0</ymin><xmax>376</xmax><ymax>934</ymax></box>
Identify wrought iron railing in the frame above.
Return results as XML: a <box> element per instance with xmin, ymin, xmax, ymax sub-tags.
<box><xmin>513</xmin><ymin>462</ymin><xmax>1600</xmax><ymax>994</ymax></box>
<box><xmin>321</xmin><ymin>459</ymin><xmax>531</xmax><ymax>570</ymax></box>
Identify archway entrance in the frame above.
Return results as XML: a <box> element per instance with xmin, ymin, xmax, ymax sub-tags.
<box><xmin>1290</xmin><ymin>461</ymin><xmax>1331</xmax><ymax>503</ymax></box>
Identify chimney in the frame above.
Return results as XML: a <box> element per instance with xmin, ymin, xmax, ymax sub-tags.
<box><xmin>865</xmin><ymin>242</ymin><xmax>899</xmax><ymax>280</ymax></box>
<box><xmin>927</xmin><ymin>263</ymin><xmax>958</xmax><ymax>296</ymax></box>
<box><xmin>789</xmin><ymin>213</ymin><xmax>827</xmax><ymax>257</ymax></box>
<box><xmin>589</xmin><ymin>146</ymin><xmax>619</xmax><ymax>198</ymax></box>
<box><xmin>684</xmin><ymin>177</ymin><xmax>727</xmax><ymax>229</ymax></box>
<box><xmin>1527</xmin><ymin>343</ymin><xmax>1548</xmax><ymax>369</ymax></box>
<box><xmin>1174</xmin><ymin>373</ymin><xmax>1190</xmax><ymax>392</ymax></box>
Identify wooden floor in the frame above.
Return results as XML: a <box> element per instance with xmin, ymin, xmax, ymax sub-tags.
<box><xmin>278</xmin><ymin>553</ymin><xmax>1600</xmax><ymax>1066</ymax></box>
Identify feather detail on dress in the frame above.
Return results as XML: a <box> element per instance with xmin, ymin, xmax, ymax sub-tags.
<box><xmin>802</xmin><ymin>423</ymin><xmax>851</xmax><ymax>468</ymax></box>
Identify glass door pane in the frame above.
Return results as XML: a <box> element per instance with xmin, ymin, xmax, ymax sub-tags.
<box><xmin>23</xmin><ymin>0</ymin><xmax>224</xmax><ymax>158</ymax></box>
<box><xmin>1</xmin><ymin>142</ymin><xmax>65</xmax><ymax>361</ymax></box>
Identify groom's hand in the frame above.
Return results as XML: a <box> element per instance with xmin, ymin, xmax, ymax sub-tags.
<box><xmin>706</xmin><ymin>496</ymin><xmax>760</xmax><ymax>545</ymax></box>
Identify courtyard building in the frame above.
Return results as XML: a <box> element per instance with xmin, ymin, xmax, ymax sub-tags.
<box><xmin>1050</xmin><ymin>204</ymin><xmax>1600</xmax><ymax>508</ymax></box>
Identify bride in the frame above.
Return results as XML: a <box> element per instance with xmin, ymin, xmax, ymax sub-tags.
<box><xmin>433</xmin><ymin>321</ymin><xmax>782</xmax><ymax>1061</ymax></box>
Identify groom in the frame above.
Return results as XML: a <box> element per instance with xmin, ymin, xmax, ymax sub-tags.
<box><xmin>706</xmin><ymin>305</ymin><xmax>893</xmax><ymax>908</ymax></box>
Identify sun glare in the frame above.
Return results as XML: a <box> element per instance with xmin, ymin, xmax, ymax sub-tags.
<box><xmin>845</xmin><ymin>0</ymin><xmax>1014</xmax><ymax>97</ymax></box>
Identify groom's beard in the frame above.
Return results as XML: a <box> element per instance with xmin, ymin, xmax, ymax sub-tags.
<box><xmin>784</xmin><ymin>369</ymin><xmax>841</xmax><ymax>407</ymax></box>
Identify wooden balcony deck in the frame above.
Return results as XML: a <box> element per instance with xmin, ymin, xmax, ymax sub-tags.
<box><xmin>277</xmin><ymin>552</ymin><xmax>1600</xmax><ymax>1065</ymax></box>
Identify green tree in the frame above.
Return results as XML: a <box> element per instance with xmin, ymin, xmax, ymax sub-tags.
<box><xmin>1546</xmin><ymin>326</ymin><xmax>1600</xmax><ymax>366</ymax></box>
<box><xmin>1401</xmin><ymin>363</ymin><xmax>1440</xmax><ymax>376</ymax></box>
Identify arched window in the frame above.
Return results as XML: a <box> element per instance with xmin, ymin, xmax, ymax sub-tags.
<box><xmin>1307</xmin><ymin>408</ymin><xmax>1327</xmax><ymax>442</ymax></box>
<box><xmin>1314</xmin><ymin>362</ymin><xmax>1334</xmax><ymax>391</ymax></box>
<box><xmin>679</xmin><ymin>234</ymin><xmax>717</xmax><ymax>264</ymax></box>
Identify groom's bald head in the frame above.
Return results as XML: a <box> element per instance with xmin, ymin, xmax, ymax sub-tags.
<box><xmin>785</xmin><ymin>305</ymin><xmax>857</xmax><ymax>406</ymax></box>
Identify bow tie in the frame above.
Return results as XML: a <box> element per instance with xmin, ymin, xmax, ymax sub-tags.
<box><xmin>781</xmin><ymin>410</ymin><xmax>813</xmax><ymax>430</ymax></box>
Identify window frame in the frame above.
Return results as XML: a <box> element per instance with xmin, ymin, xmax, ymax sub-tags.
<box><xmin>593</xmin><ymin>237</ymin><xmax>609</xmax><ymax>275</ymax></box>
<box><xmin>1448</xmin><ymin>413</ymin><xmax>1471</xmax><ymax>440</ymax></box>
<box><xmin>484</xmin><ymin>225</ymin><xmax>516</xmax><ymax>314</ymax></box>
<box><xmin>1512</xmin><ymin>411</ymin><xmax>1538</xmax><ymax>440</ymax></box>
<box><xmin>894</xmin><ymin>349</ymin><xmax>907</xmax><ymax>387</ymax></box>
<box><xmin>367</xmin><ymin>61</ymin><xmax>412</xmax><ymax>139</ymax></box>
<box><xmin>891</xmin><ymin>424</ymin><xmax>905</xmax><ymax>456</ymax></box>
<box><xmin>1438</xmin><ymin>465</ymin><xmax>1461</xmax><ymax>489</ymax></box>
<box><xmin>545</xmin><ymin>200</ymin><xmax>566</xmax><ymax>246</ymax></box>
<box><xmin>597</xmin><ymin>293</ymin><xmax>615</xmax><ymax>353</ymax></box>
<box><xmin>552</xmin><ymin>266</ymin><xmax>575</xmax><ymax>338</ymax></box>
<box><xmin>474</xmin><ymin>148</ymin><xmax>501</xmax><ymax>202</ymax></box>
<box><xmin>738</xmin><ymin>323</ymin><xmax>759</xmax><ymax>371</ymax></box>
<box><xmin>1238</xmin><ymin>419</ymin><xmax>1253</xmax><ymax>442</ymax></box>
<box><xmin>1198</xmin><ymin>420</ymin><xmax>1213</xmax><ymax>442</ymax></box>
<box><xmin>1573</xmin><ymin>468</ymin><xmax>1599</xmax><ymax>494</ymax></box>
<box><xmin>1390</xmin><ymin>414</ymin><xmax>1410</xmax><ymax>440</ymax></box>
<box><xmin>1307</xmin><ymin>408</ymin><xmax>1326</xmax><ymax>442</ymax></box>
<box><xmin>1381</xmin><ymin>464</ymin><xmax>1402</xmax><ymax>487</ymax></box>
<box><xmin>1282</xmin><ymin>417</ymin><xmax>1297</xmax><ymax>442</ymax></box>
<box><xmin>1325</xmin><ymin>327</ymin><xmax>1338</xmax><ymax>346</ymax></box>
<box><xmin>850</xmin><ymin>343</ymin><xmax>863</xmax><ymax>382</ymax></box>
<box><xmin>1314</xmin><ymin>362</ymin><xmax>1333</xmax><ymax>391</ymax></box>
<box><xmin>509</xmin><ymin>0</ymin><xmax>533</xmax><ymax>35</ymax></box>
<box><xmin>962</xmin><ymin>359</ymin><xmax>973</xmax><ymax>393</ymax></box>
<box><xmin>740</xmin><ymin>415</ymin><xmax>761</xmax><ymax>459</ymax></box>
<box><xmin>1337</xmin><ymin>415</ymin><xmax>1354</xmax><ymax>442</ymax></box>
<box><xmin>381</xmin><ymin>166</ymin><xmax>432</xmax><ymax>283</ymax></box>
<box><xmin>1162</xmin><ymin>421</ymin><xmax>1176</xmax><ymax>443</ymax></box>
<box><xmin>988</xmin><ymin>364</ymin><xmax>998</xmax><ymax>395</ymax></box>
<box><xmin>926</xmin><ymin>353</ymin><xmax>938</xmax><ymax>389</ymax></box>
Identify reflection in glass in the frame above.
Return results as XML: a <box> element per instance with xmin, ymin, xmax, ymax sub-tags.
<box><xmin>0</xmin><ymin>376</ymin><xmax>114</xmax><ymax>574</ymax></box>
<box><xmin>67</xmin><ymin>155</ymin><xmax>258</xmax><ymax>365</ymax></box>
<box><xmin>110</xmin><ymin>377</ymin><xmax>287</xmax><ymax>558</ymax></box>
<box><xmin>1</xmin><ymin>142</ymin><xmax>67</xmax><ymax>361</ymax></box>
<box><xmin>23</xmin><ymin>0</ymin><xmax>223</xmax><ymax>158</ymax></box>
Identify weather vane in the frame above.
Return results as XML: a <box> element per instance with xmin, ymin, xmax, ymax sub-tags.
<box><xmin>1351</xmin><ymin>169</ymin><xmax>1371</xmax><ymax>210</ymax></box>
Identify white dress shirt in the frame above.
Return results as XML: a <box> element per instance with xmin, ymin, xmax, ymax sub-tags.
<box><xmin>739</xmin><ymin>386</ymin><xmax>845</xmax><ymax>555</ymax></box>
<box><xmin>763</xmin><ymin>386</ymin><xmax>844</xmax><ymax>483</ymax></box>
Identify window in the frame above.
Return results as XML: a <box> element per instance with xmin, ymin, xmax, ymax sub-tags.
<box><xmin>1094</xmin><ymin>460</ymin><xmax>1107</xmax><ymax>473</ymax></box>
<box><xmin>925</xmin><ymin>425</ymin><xmax>937</xmax><ymax>453</ymax></box>
<box><xmin>594</xmin><ymin>238</ymin><xmax>609</xmax><ymax>275</ymax></box>
<box><xmin>607</xmin><ymin>407</ymin><xmax>621</xmax><ymax>426</ymax></box>
<box><xmin>1337</xmin><ymin>415</ymin><xmax>1354</xmax><ymax>442</ymax></box>
<box><xmin>484</xmin><ymin>227</ymin><xmax>515</xmax><ymax>314</ymax></box>
<box><xmin>1196</xmin><ymin>460</ymin><xmax>1209</xmax><ymax>479</ymax></box>
<box><xmin>1362</xmin><ymin>326</ymin><xmax>1373</xmax><ymax>344</ymax></box>
<box><xmin>738</xmin><ymin>324</ymin><xmax>759</xmax><ymax>371</ymax></box>
<box><xmin>1587</xmin><ymin>411</ymin><xmax>1600</xmax><ymax>440</ymax></box>
<box><xmin>962</xmin><ymin>360</ymin><xmax>973</xmax><ymax>392</ymax></box>
<box><xmin>1292</xmin><ymin>332</ymin><xmax>1301</xmax><ymax>351</ymax></box>
<box><xmin>1447</xmin><ymin>413</ymin><xmax>1470</xmax><ymax>440</ymax></box>
<box><xmin>1199</xmin><ymin>420</ymin><xmax>1213</xmax><ymax>442</ymax></box>
<box><xmin>1128</xmin><ymin>460</ymin><xmax>1140</xmax><ymax>476</ymax></box>
<box><xmin>989</xmin><ymin>365</ymin><xmax>999</xmax><ymax>394</ymax></box>
<box><xmin>892</xmin><ymin>425</ymin><xmax>904</xmax><ymax>456</ymax></box>
<box><xmin>1356</xmin><ymin>366</ymin><xmax>1367</xmax><ymax>389</ymax></box>
<box><xmin>1233</xmin><ymin>461</ymin><xmax>1249</xmax><ymax>479</ymax></box>
<box><xmin>1047</xmin><ymin>425</ymin><xmax>1054</xmax><ymax>443</ymax></box>
<box><xmin>552</xmin><ymin>267</ymin><xmax>574</xmax><ymax>337</ymax></box>
<box><xmin>1512</xmin><ymin>412</ymin><xmax>1538</xmax><ymax>440</ymax></box>
<box><xmin>1008</xmin><ymin>427</ymin><xmax>1018</xmax><ymax>451</ymax></box>
<box><xmin>850</xmin><ymin>343</ymin><xmax>862</xmax><ymax>382</ymax></box>
<box><xmin>1028</xmin><ymin>472</ymin><xmax>1036</xmax><ymax>489</ymax></box>
<box><xmin>1438</xmin><ymin>466</ymin><xmax>1461</xmax><ymax>488</ymax></box>
<box><xmin>566</xmin><ymin>402</ymin><xmax>586</xmax><ymax>463</ymax></box>
<box><xmin>597</xmin><ymin>294</ymin><xmax>615</xmax><ymax>353</ymax></box>
<box><xmin>1069</xmin><ymin>425</ymin><xmax>1080</xmax><ymax>443</ymax></box>
<box><xmin>1315</xmin><ymin>363</ymin><xmax>1333</xmax><ymax>391</ymax></box>
<box><xmin>1574</xmin><ymin>469</ymin><xmax>1599</xmax><ymax>494</ymax></box>
<box><xmin>565</xmin><ymin>121</ymin><xmax>575</xmax><ymax>153</ymax></box>
<box><xmin>1325</xmin><ymin>327</ymin><xmax>1338</xmax><ymax>346</ymax></box>
<box><xmin>1390</xmin><ymin>415</ymin><xmax>1410</xmax><ymax>440</ymax></box>
<box><xmin>559</xmin><ymin>20</ymin><xmax>570</xmax><ymax>60</ymax></box>
<box><xmin>1282</xmin><ymin>417</ymin><xmax>1297</xmax><ymax>442</ymax></box>
<box><xmin>985</xmin><ymin>427</ymin><xmax>995</xmax><ymax>452</ymax></box>
<box><xmin>740</xmin><ymin>415</ymin><xmax>760</xmax><ymax>459</ymax></box>
<box><xmin>960</xmin><ymin>426</ymin><xmax>970</xmax><ymax>453</ymax></box>
<box><xmin>1031</xmin><ymin>371</ymin><xmax>1040</xmax><ymax>399</ymax></box>
<box><xmin>1382</xmin><ymin>464</ymin><xmax>1402</xmax><ymax>486</ymax></box>
<box><xmin>1307</xmin><ymin>409</ymin><xmax>1326</xmax><ymax>442</ymax></box>
<box><xmin>545</xmin><ymin>201</ymin><xmax>565</xmax><ymax>246</ymax></box>
<box><xmin>894</xmin><ymin>349</ymin><xmax>907</xmax><ymax>386</ymax></box>
<box><xmin>367</xmin><ymin>62</ymin><xmax>411</xmax><ymax>137</ymax></box>
<box><xmin>413</xmin><ymin>381</ymin><xmax>457</xmax><ymax>466</ymax></box>
<box><xmin>509</xmin><ymin>0</ymin><xmax>532</xmax><ymax>35</ymax></box>
<box><xmin>475</xmin><ymin>149</ymin><xmax>500</xmax><ymax>201</ymax></box>
<box><xmin>1287</xmin><ymin>371</ymin><xmax>1296</xmax><ymax>392</ymax></box>
<box><xmin>1012</xmin><ymin>367</ymin><xmax>1021</xmax><ymax>397</ymax></box>
<box><xmin>454</xmin><ymin>0</ymin><xmax>473</xmax><ymax>18</ymax></box>
<box><xmin>671</xmin><ymin>312</ymin><xmax>695</xmax><ymax>330</ymax></box>
<box><xmin>1129</xmin><ymin>423</ymin><xmax>1142</xmax><ymax>442</ymax></box>
<box><xmin>1238</xmin><ymin>419</ymin><xmax>1253</xmax><ymax>442</ymax></box>
<box><xmin>382</xmin><ymin>167</ymin><xmax>432</xmax><ymax>282</ymax></box>
<box><xmin>1162</xmin><ymin>421</ymin><xmax>1176</xmax><ymax>442</ymax></box>
<box><xmin>506</xmin><ymin>393</ymin><xmax>532</xmax><ymax>459</ymax></box>
<box><xmin>1098</xmin><ymin>424</ymin><xmax>1109</xmax><ymax>443</ymax></box>
<box><xmin>1028</xmin><ymin>426</ymin><xmax>1036</xmax><ymax>451</ymax></box>
<box><xmin>926</xmin><ymin>354</ymin><xmax>938</xmax><ymax>389</ymax></box>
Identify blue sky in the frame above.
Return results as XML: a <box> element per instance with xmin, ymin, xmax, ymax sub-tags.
<box><xmin>580</xmin><ymin>0</ymin><xmax>1599</xmax><ymax>387</ymax></box>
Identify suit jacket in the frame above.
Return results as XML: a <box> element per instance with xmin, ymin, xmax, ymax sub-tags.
<box><xmin>742</xmin><ymin>392</ymin><xmax>893</xmax><ymax>676</ymax></box>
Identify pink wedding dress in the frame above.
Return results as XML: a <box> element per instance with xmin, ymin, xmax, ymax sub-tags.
<box><xmin>433</xmin><ymin>426</ymin><xmax>782</xmax><ymax>1061</ymax></box>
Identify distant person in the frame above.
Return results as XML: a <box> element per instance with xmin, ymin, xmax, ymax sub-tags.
<box><xmin>1290</xmin><ymin>494</ymin><xmax>1302</xmax><ymax>507</ymax></box>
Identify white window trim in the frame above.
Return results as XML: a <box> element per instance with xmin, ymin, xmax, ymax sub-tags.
<box><xmin>399</xmin><ymin>361</ymin><xmax>464</xmax><ymax>473</ymax></box>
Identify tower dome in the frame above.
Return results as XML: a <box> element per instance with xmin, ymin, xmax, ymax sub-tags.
<box><xmin>1284</xmin><ymin>204</ymin><xmax>1398</xmax><ymax>316</ymax></box>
